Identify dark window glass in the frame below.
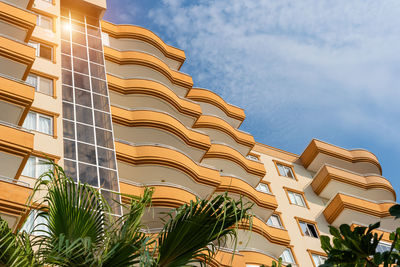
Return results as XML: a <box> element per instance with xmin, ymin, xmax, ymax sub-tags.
<box><xmin>64</xmin><ymin>159</ymin><xmax>77</xmax><ymax>181</ymax></box>
<box><xmin>88</xmin><ymin>35</ymin><xmax>102</xmax><ymax>50</ymax></box>
<box><xmin>93</xmin><ymin>94</ymin><xmax>109</xmax><ymax>112</ymax></box>
<box><xmin>62</xmin><ymin>70</ymin><xmax>72</xmax><ymax>86</ymax></box>
<box><xmin>77</xmin><ymin>142</ymin><xmax>96</xmax><ymax>164</ymax></box>
<box><xmin>75</xmin><ymin>88</ymin><xmax>92</xmax><ymax>107</ymax></box>
<box><xmin>90</xmin><ymin>63</ymin><xmax>105</xmax><ymax>79</ymax></box>
<box><xmin>96</xmin><ymin>128</ymin><xmax>113</xmax><ymax>148</ymax></box>
<box><xmin>73</xmin><ymin>57</ymin><xmax>89</xmax><ymax>75</ymax></box>
<box><xmin>87</xmin><ymin>25</ymin><xmax>100</xmax><ymax>37</ymax></box>
<box><xmin>91</xmin><ymin>78</ymin><xmax>107</xmax><ymax>95</ymax></box>
<box><xmin>62</xmin><ymin>85</ymin><xmax>73</xmax><ymax>102</ymax></box>
<box><xmin>101</xmin><ymin>190</ymin><xmax>121</xmax><ymax>215</ymax></box>
<box><xmin>71</xmin><ymin>21</ymin><xmax>85</xmax><ymax>32</ymax></box>
<box><xmin>72</xmin><ymin>43</ymin><xmax>87</xmax><ymax>60</ymax></box>
<box><xmin>79</xmin><ymin>163</ymin><xmax>98</xmax><ymax>187</ymax></box>
<box><xmin>97</xmin><ymin>147</ymin><xmax>116</xmax><ymax>169</ymax></box>
<box><xmin>89</xmin><ymin>49</ymin><xmax>104</xmax><ymax>65</ymax></box>
<box><xmin>63</xmin><ymin>120</ymin><xmax>75</xmax><ymax>139</ymax></box>
<box><xmin>72</xmin><ymin>30</ymin><xmax>86</xmax><ymax>46</ymax></box>
<box><xmin>39</xmin><ymin>44</ymin><xmax>52</xmax><ymax>60</ymax></box>
<box><xmin>61</xmin><ymin>40</ymin><xmax>71</xmax><ymax>54</ymax></box>
<box><xmin>76</xmin><ymin>105</ymin><xmax>93</xmax><ymax>125</ymax></box>
<box><xmin>62</xmin><ymin>54</ymin><xmax>71</xmax><ymax>70</ymax></box>
<box><xmin>63</xmin><ymin>139</ymin><xmax>76</xmax><ymax>159</ymax></box>
<box><xmin>94</xmin><ymin>111</ymin><xmax>111</xmax><ymax>130</ymax></box>
<box><xmin>99</xmin><ymin>168</ymin><xmax>118</xmax><ymax>191</ymax></box>
<box><xmin>62</xmin><ymin>102</ymin><xmax>74</xmax><ymax>120</ymax></box>
<box><xmin>73</xmin><ymin>72</ymin><xmax>90</xmax><ymax>90</ymax></box>
<box><xmin>76</xmin><ymin>123</ymin><xmax>94</xmax><ymax>144</ymax></box>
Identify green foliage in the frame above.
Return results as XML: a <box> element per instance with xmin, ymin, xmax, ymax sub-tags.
<box><xmin>0</xmin><ymin>162</ymin><xmax>253</xmax><ymax>266</ymax></box>
<box><xmin>320</xmin><ymin>204</ymin><xmax>400</xmax><ymax>267</ymax></box>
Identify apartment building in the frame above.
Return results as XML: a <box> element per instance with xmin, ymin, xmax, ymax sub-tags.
<box><xmin>0</xmin><ymin>0</ymin><xmax>398</xmax><ymax>266</ymax></box>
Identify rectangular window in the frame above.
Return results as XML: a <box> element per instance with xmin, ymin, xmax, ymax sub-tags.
<box><xmin>20</xmin><ymin>210</ymin><xmax>49</xmax><ymax>236</ymax></box>
<box><xmin>22</xmin><ymin>156</ymin><xmax>53</xmax><ymax>179</ymax></box>
<box><xmin>275</xmin><ymin>161</ymin><xmax>295</xmax><ymax>179</ymax></box>
<box><xmin>376</xmin><ymin>242</ymin><xmax>391</xmax><ymax>253</ymax></box>
<box><xmin>29</xmin><ymin>42</ymin><xmax>53</xmax><ymax>61</ymax></box>
<box><xmin>256</xmin><ymin>183</ymin><xmax>270</xmax><ymax>194</ymax></box>
<box><xmin>23</xmin><ymin>111</ymin><xmax>53</xmax><ymax>135</ymax></box>
<box><xmin>26</xmin><ymin>74</ymin><xmax>53</xmax><ymax>96</ymax></box>
<box><xmin>37</xmin><ymin>14</ymin><xmax>53</xmax><ymax>30</ymax></box>
<box><xmin>281</xmin><ymin>248</ymin><xmax>295</xmax><ymax>264</ymax></box>
<box><xmin>299</xmin><ymin>220</ymin><xmax>319</xmax><ymax>238</ymax></box>
<box><xmin>287</xmin><ymin>190</ymin><xmax>307</xmax><ymax>207</ymax></box>
<box><xmin>312</xmin><ymin>254</ymin><xmax>327</xmax><ymax>266</ymax></box>
<box><xmin>267</xmin><ymin>214</ymin><xmax>283</xmax><ymax>228</ymax></box>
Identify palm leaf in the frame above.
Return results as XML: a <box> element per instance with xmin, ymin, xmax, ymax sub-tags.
<box><xmin>156</xmin><ymin>192</ymin><xmax>253</xmax><ymax>267</ymax></box>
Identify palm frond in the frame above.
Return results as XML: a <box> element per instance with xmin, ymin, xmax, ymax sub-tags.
<box><xmin>156</xmin><ymin>192</ymin><xmax>253</xmax><ymax>267</ymax></box>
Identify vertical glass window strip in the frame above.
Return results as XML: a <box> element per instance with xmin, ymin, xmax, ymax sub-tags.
<box><xmin>61</xmin><ymin>9</ymin><xmax>121</xmax><ymax>215</ymax></box>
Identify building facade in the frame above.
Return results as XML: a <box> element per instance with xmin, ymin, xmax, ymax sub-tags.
<box><xmin>0</xmin><ymin>0</ymin><xmax>398</xmax><ymax>266</ymax></box>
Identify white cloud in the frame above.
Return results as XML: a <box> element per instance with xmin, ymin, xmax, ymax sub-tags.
<box><xmin>147</xmin><ymin>0</ymin><xmax>400</xmax><ymax>151</ymax></box>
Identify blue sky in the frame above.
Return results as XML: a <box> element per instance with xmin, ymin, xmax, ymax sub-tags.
<box><xmin>104</xmin><ymin>0</ymin><xmax>400</xmax><ymax>195</ymax></box>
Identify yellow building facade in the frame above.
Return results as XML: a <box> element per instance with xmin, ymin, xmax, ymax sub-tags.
<box><xmin>0</xmin><ymin>0</ymin><xmax>398</xmax><ymax>266</ymax></box>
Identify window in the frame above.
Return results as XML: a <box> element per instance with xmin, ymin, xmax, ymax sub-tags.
<box><xmin>287</xmin><ymin>190</ymin><xmax>307</xmax><ymax>207</ymax></box>
<box><xmin>312</xmin><ymin>254</ymin><xmax>327</xmax><ymax>266</ymax></box>
<box><xmin>246</xmin><ymin>154</ymin><xmax>259</xmax><ymax>161</ymax></box>
<box><xmin>299</xmin><ymin>220</ymin><xmax>319</xmax><ymax>238</ymax></box>
<box><xmin>101</xmin><ymin>32</ymin><xmax>110</xmax><ymax>46</ymax></box>
<box><xmin>267</xmin><ymin>214</ymin><xmax>283</xmax><ymax>228</ymax></box>
<box><xmin>26</xmin><ymin>74</ymin><xmax>53</xmax><ymax>96</ymax></box>
<box><xmin>36</xmin><ymin>14</ymin><xmax>53</xmax><ymax>30</ymax></box>
<box><xmin>28</xmin><ymin>41</ymin><xmax>53</xmax><ymax>61</ymax></box>
<box><xmin>23</xmin><ymin>111</ymin><xmax>53</xmax><ymax>135</ymax></box>
<box><xmin>275</xmin><ymin>161</ymin><xmax>295</xmax><ymax>179</ymax></box>
<box><xmin>280</xmin><ymin>248</ymin><xmax>295</xmax><ymax>264</ymax></box>
<box><xmin>256</xmin><ymin>183</ymin><xmax>270</xmax><ymax>194</ymax></box>
<box><xmin>20</xmin><ymin>210</ymin><xmax>49</xmax><ymax>236</ymax></box>
<box><xmin>376</xmin><ymin>242</ymin><xmax>391</xmax><ymax>253</ymax></box>
<box><xmin>22</xmin><ymin>156</ymin><xmax>53</xmax><ymax>179</ymax></box>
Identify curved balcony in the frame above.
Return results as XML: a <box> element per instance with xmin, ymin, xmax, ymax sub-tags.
<box><xmin>0</xmin><ymin>121</ymin><xmax>33</xmax><ymax>180</ymax></box>
<box><xmin>104</xmin><ymin>47</ymin><xmax>192</xmax><ymax>97</ymax></box>
<box><xmin>211</xmin><ymin>249</ymin><xmax>246</xmax><ymax>267</ymax></box>
<box><xmin>236</xmin><ymin>217</ymin><xmax>290</xmax><ymax>259</ymax></box>
<box><xmin>216</xmin><ymin>175</ymin><xmax>277</xmax><ymax>220</ymax></box>
<box><xmin>300</xmin><ymin>139</ymin><xmax>382</xmax><ymax>175</ymax></box>
<box><xmin>115</xmin><ymin>141</ymin><xmax>221</xmax><ymax>200</ymax></box>
<box><xmin>202</xmin><ymin>143</ymin><xmax>266</xmax><ymax>187</ymax></box>
<box><xmin>194</xmin><ymin>115</ymin><xmax>255</xmax><ymax>155</ymax></box>
<box><xmin>0</xmin><ymin>75</ymin><xmax>34</xmax><ymax>126</ymax></box>
<box><xmin>0</xmin><ymin>1</ymin><xmax>36</xmax><ymax>42</ymax></box>
<box><xmin>107</xmin><ymin>74</ymin><xmax>201</xmax><ymax>126</ymax></box>
<box><xmin>111</xmin><ymin>106</ymin><xmax>210</xmax><ymax>162</ymax></box>
<box><xmin>323</xmin><ymin>193</ymin><xmax>400</xmax><ymax>232</ymax></box>
<box><xmin>0</xmin><ymin>35</ymin><xmax>35</xmax><ymax>80</ymax></box>
<box><xmin>186</xmin><ymin>88</ymin><xmax>245</xmax><ymax>128</ymax></box>
<box><xmin>0</xmin><ymin>177</ymin><xmax>31</xmax><ymax>231</ymax></box>
<box><xmin>312</xmin><ymin>164</ymin><xmax>395</xmax><ymax>202</ymax></box>
<box><xmin>101</xmin><ymin>21</ymin><xmax>185</xmax><ymax>70</ymax></box>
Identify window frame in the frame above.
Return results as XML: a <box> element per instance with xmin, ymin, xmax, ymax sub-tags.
<box><xmin>296</xmin><ymin>217</ymin><xmax>320</xmax><ymax>238</ymax></box>
<box><xmin>36</xmin><ymin>13</ymin><xmax>53</xmax><ymax>31</ymax></box>
<box><xmin>280</xmin><ymin>247</ymin><xmax>297</xmax><ymax>265</ymax></box>
<box><xmin>266</xmin><ymin>213</ymin><xmax>284</xmax><ymax>229</ymax></box>
<box><xmin>307</xmin><ymin>249</ymin><xmax>328</xmax><ymax>267</ymax></box>
<box><xmin>26</xmin><ymin>73</ymin><xmax>55</xmax><ymax>97</ymax></box>
<box><xmin>273</xmin><ymin>160</ymin><xmax>297</xmax><ymax>180</ymax></box>
<box><xmin>284</xmin><ymin>187</ymin><xmax>309</xmax><ymax>208</ymax></box>
<box><xmin>28</xmin><ymin>41</ymin><xmax>55</xmax><ymax>62</ymax></box>
<box><xmin>256</xmin><ymin>182</ymin><xmax>271</xmax><ymax>194</ymax></box>
<box><xmin>23</xmin><ymin>111</ymin><xmax>53</xmax><ymax>135</ymax></box>
<box><xmin>21</xmin><ymin>156</ymin><xmax>53</xmax><ymax>179</ymax></box>
<box><xmin>23</xmin><ymin>109</ymin><xmax>59</xmax><ymax>138</ymax></box>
